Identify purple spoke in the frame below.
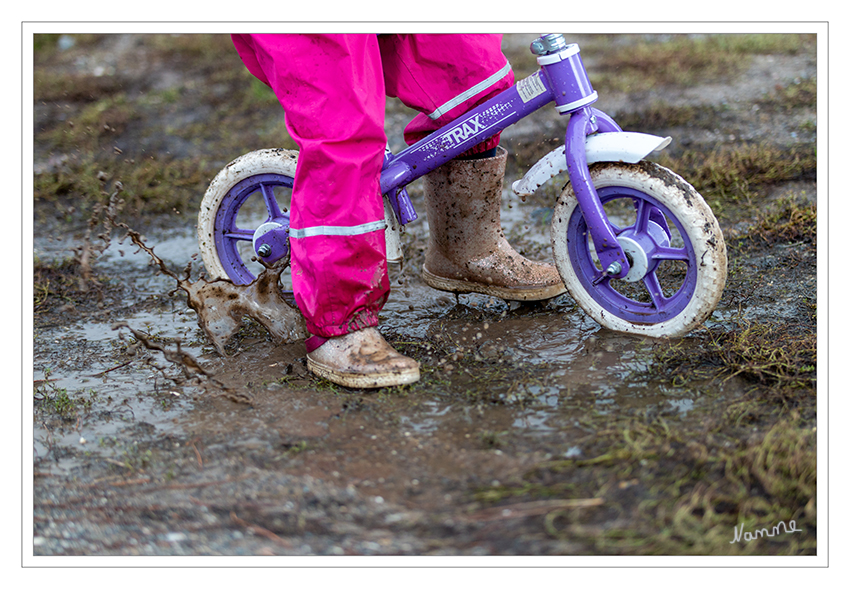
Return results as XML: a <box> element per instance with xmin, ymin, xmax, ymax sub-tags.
<box><xmin>261</xmin><ymin>183</ymin><xmax>284</xmax><ymax>219</ymax></box>
<box><xmin>223</xmin><ymin>228</ymin><xmax>254</xmax><ymax>241</ymax></box>
<box><xmin>633</xmin><ymin>198</ymin><xmax>651</xmax><ymax>233</ymax></box>
<box><xmin>642</xmin><ymin>271</ymin><xmax>667</xmax><ymax>310</ymax></box>
<box><xmin>652</xmin><ymin>246</ymin><xmax>690</xmax><ymax>262</ymax></box>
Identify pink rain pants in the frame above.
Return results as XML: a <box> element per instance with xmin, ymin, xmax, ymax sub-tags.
<box><xmin>231</xmin><ymin>34</ymin><xmax>514</xmax><ymax>338</ymax></box>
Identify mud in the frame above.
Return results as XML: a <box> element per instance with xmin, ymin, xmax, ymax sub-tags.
<box><xmin>31</xmin><ymin>33</ymin><xmax>818</xmax><ymax>558</ymax></box>
<box><xmin>120</xmin><ymin>221</ymin><xmax>307</xmax><ymax>356</ymax></box>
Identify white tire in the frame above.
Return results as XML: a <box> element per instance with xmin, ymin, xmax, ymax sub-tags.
<box><xmin>198</xmin><ymin>147</ymin><xmax>404</xmax><ymax>283</ymax></box>
<box><xmin>550</xmin><ymin>162</ymin><xmax>727</xmax><ymax>338</ymax></box>
<box><xmin>197</xmin><ymin>148</ymin><xmax>298</xmax><ymax>283</ymax></box>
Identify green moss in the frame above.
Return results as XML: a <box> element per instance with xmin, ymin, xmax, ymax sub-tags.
<box><xmin>37</xmin><ymin>93</ymin><xmax>136</xmax><ymax>153</ymax></box>
<box><xmin>33</xmin><ymin>33</ymin><xmax>103</xmax><ymax>61</ymax></box>
<box><xmin>145</xmin><ymin>33</ymin><xmax>238</xmax><ymax>64</ymax></box>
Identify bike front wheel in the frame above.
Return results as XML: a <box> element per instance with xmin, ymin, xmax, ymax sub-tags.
<box><xmin>551</xmin><ymin>161</ymin><xmax>727</xmax><ymax>338</ymax></box>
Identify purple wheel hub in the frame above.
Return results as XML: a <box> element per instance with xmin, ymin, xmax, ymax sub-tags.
<box><xmin>567</xmin><ymin>185</ymin><xmax>697</xmax><ymax>324</ymax></box>
<box><xmin>213</xmin><ymin>172</ymin><xmax>293</xmax><ymax>286</ymax></box>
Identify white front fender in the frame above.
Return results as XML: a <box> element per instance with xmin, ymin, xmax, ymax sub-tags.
<box><xmin>511</xmin><ymin>132</ymin><xmax>672</xmax><ymax>197</ymax></box>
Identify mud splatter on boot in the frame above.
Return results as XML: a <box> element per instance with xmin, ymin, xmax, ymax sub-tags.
<box><xmin>306</xmin><ymin>327</ymin><xmax>420</xmax><ymax>389</ymax></box>
<box><xmin>422</xmin><ymin>146</ymin><xmax>566</xmax><ymax>301</ymax></box>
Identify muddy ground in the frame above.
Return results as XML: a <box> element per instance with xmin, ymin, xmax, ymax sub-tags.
<box><xmin>30</xmin><ymin>33</ymin><xmax>819</xmax><ymax>559</ymax></box>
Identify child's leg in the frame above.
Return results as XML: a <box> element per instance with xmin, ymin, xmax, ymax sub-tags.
<box><xmin>231</xmin><ymin>34</ymin><xmax>390</xmax><ymax>338</ymax></box>
<box><xmin>378</xmin><ymin>33</ymin><xmax>514</xmax><ymax>154</ymax></box>
<box><xmin>378</xmin><ymin>34</ymin><xmax>565</xmax><ymax>301</ymax></box>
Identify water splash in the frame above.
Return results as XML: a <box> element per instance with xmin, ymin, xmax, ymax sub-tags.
<box><xmin>117</xmin><ymin>223</ymin><xmax>307</xmax><ymax>355</ymax></box>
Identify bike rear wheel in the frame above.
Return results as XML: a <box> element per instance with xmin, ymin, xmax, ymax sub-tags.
<box><xmin>197</xmin><ymin>149</ymin><xmax>297</xmax><ymax>291</ymax></box>
<box><xmin>550</xmin><ymin>161</ymin><xmax>726</xmax><ymax>338</ymax></box>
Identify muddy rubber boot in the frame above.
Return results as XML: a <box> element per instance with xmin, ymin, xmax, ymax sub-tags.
<box><xmin>306</xmin><ymin>327</ymin><xmax>420</xmax><ymax>389</ymax></box>
<box><xmin>422</xmin><ymin>146</ymin><xmax>566</xmax><ymax>301</ymax></box>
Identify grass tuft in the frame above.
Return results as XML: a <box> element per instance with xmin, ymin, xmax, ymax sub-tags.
<box><xmin>746</xmin><ymin>201</ymin><xmax>816</xmax><ymax>246</ymax></box>
<box><xmin>655</xmin><ymin>143</ymin><xmax>816</xmax><ymax>206</ymax></box>
<box><xmin>476</xmin><ymin>411</ymin><xmax>816</xmax><ymax>554</ymax></box>
<box><xmin>649</xmin><ymin>321</ymin><xmax>816</xmax><ymax>392</ymax></box>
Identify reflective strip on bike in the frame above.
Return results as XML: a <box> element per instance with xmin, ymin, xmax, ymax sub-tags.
<box><xmin>427</xmin><ymin>61</ymin><xmax>512</xmax><ymax>120</ymax></box>
<box><xmin>289</xmin><ymin>220</ymin><xmax>387</xmax><ymax>239</ymax></box>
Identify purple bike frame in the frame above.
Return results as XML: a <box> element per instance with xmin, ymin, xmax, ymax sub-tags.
<box><xmin>380</xmin><ymin>39</ymin><xmax>629</xmax><ymax>278</ymax></box>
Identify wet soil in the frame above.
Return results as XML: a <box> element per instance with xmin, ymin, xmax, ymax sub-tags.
<box><xmin>30</xmin><ymin>33</ymin><xmax>818</xmax><ymax>558</ymax></box>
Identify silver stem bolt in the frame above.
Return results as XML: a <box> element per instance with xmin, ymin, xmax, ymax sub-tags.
<box><xmin>257</xmin><ymin>243</ymin><xmax>272</xmax><ymax>258</ymax></box>
<box><xmin>530</xmin><ymin>33</ymin><xmax>567</xmax><ymax>56</ymax></box>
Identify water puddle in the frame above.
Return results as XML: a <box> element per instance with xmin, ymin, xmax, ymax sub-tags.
<box><xmin>33</xmin><ymin>182</ymin><xmax>738</xmax><ymax>500</ymax></box>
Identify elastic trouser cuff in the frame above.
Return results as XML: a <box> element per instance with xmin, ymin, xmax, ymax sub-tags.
<box><xmin>305</xmin><ymin>335</ymin><xmax>329</xmax><ymax>352</ymax></box>
<box><xmin>305</xmin><ymin>307</ymin><xmax>382</xmax><ymax>341</ymax></box>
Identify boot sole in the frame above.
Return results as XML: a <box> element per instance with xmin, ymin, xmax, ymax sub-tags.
<box><xmin>422</xmin><ymin>268</ymin><xmax>567</xmax><ymax>301</ymax></box>
<box><xmin>307</xmin><ymin>357</ymin><xmax>420</xmax><ymax>389</ymax></box>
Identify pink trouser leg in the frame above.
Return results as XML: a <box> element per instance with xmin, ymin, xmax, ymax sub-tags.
<box><xmin>378</xmin><ymin>34</ymin><xmax>514</xmax><ymax>152</ymax></box>
<box><xmin>232</xmin><ymin>34</ymin><xmax>389</xmax><ymax>338</ymax></box>
<box><xmin>231</xmin><ymin>34</ymin><xmax>514</xmax><ymax>338</ymax></box>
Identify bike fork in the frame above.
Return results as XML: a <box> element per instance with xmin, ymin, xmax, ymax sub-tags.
<box><xmin>564</xmin><ymin>107</ymin><xmax>630</xmax><ymax>280</ymax></box>
<box><xmin>532</xmin><ymin>34</ymin><xmax>630</xmax><ymax>280</ymax></box>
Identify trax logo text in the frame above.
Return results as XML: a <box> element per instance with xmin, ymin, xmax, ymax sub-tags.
<box><xmin>444</xmin><ymin>115</ymin><xmax>487</xmax><ymax>146</ymax></box>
